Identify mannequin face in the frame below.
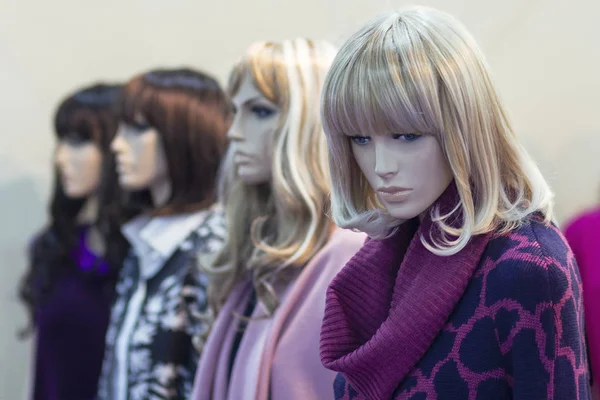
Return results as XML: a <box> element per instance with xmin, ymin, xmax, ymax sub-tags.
<box><xmin>228</xmin><ymin>73</ymin><xmax>280</xmax><ymax>184</ymax></box>
<box><xmin>55</xmin><ymin>138</ymin><xmax>103</xmax><ymax>198</ymax></box>
<box><xmin>350</xmin><ymin>133</ymin><xmax>453</xmax><ymax>220</ymax></box>
<box><xmin>111</xmin><ymin>116</ymin><xmax>169</xmax><ymax>191</ymax></box>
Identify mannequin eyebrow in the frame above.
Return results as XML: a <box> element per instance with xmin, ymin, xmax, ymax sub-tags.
<box><xmin>236</xmin><ymin>96</ymin><xmax>274</xmax><ymax>107</ymax></box>
<box><xmin>132</xmin><ymin>113</ymin><xmax>148</xmax><ymax>124</ymax></box>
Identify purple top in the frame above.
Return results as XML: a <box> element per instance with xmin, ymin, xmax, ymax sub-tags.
<box><xmin>321</xmin><ymin>184</ymin><xmax>590</xmax><ymax>399</ymax></box>
<box><xmin>32</xmin><ymin>230</ymin><xmax>114</xmax><ymax>400</ymax></box>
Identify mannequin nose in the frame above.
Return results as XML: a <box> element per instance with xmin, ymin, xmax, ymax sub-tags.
<box><xmin>374</xmin><ymin>143</ymin><xmax>399</xmax><ymax>179</ymax></box>
<box><xmin>55</xmin><ymin>143</ymin><xmax>69</xmax><ymax>166</ymax></box>
<box><xmin>227</xmin><ymin>129</ymin><xmax>243</xmax><ymax>141</ymax></box>
<box><xmin>111</xmin><ymin>131</ymin><xmax>126</xmax><ymax>153</ymax></box>
<box><xmin>227</xmin><ymin>118</ymin><xmax>244</xmax><ymax>141</ymax></box>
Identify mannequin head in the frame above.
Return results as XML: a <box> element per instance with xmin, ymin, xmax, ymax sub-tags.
<box><xmin>112</xmin><ymin>68</ymin><xmax>229</xmax><ymax>215</ymax></box>
<box><xmin>55</xmin><ymin>133</ymin><xmax>102</xmax><ymax>199</ymax></box>
<box><xmin>207</xmin><ymin>39</ymin><xmax>337</xmax><ymax>314</ymax></box>
<box><xmin>51</xmin><ymin>83</ymin><xmax>125</xmax><ymax>233</ymax></box>
<box><xmin>20</xmin><ymin>83</ymin><xmax>128</xmax><ymax>335</ymax></box>
<box><xmin>54</xmin><ymin>85</ymin><xmax>121</xmax><ymax>202</ymax></box>
<box><xmin>322</xmin><ymin>7</ymin><xmax>553</xmax><ymax>255</ymax></box>
<box><xmin>227</xmin><ymin>71</ymin><xmax>279</xmax><ymax>184</ymax></box>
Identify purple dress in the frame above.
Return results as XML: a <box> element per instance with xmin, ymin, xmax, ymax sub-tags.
<box><xmin>32</xmin><ymin>231</ymin><xmax>115</xmax><ymax>400</ymax></box>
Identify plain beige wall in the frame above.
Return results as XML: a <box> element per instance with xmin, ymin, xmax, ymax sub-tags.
<box><xmin>1</xmin><ymin>0</ymin><xmax>598</xmax><ymax>398</ymax></box>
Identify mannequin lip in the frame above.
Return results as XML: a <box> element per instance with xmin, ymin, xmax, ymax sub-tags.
<box><xmin>115</xmin><ymin>160</ymin><xmax>131</xmax><ymax>177</ymax></box>
<box><xmin>377</xmin><ymin>187</ymin><xmax>412</xmax><ymax>203</ymax></box>
<box><xmin>59</xmin><ymin>170</ymin><xmax>72</xmax><ymax>182</ymax></box>
<box><xmin>115</xmin><ymin>157</ymin><xmax>129</xmax><ymax>169</ymax></box>
<box><xmin>233</xmin><ymin>152</ymin><xmax>253</xmax><ymax>165</ymax></box>
<box><xmin>377</xmin><ymin>186</ymin><xmax>411</xmax><ymax>194</ymax></box>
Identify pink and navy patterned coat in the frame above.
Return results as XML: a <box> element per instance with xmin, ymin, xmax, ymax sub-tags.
<box><xmin>326</xmin><ymin>216</ymin><xmax>590</xmax><ymax>400</ymax></box>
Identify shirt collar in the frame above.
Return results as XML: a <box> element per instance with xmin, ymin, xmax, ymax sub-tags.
<box><xmin>122</xmin><ymin>209</ymin><xmax>210</xmax><ymax>262</ymax></box>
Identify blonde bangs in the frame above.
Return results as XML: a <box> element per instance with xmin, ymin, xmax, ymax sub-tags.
<box><xmin>323</xmin><ymin>22</ymin><xmax>441</xmax><ymax>140</ymax></box>
<box><xmin>226</xmin><ymin>58</ymin><xmax>247</xmax><ymax>97</ymax></box>
<box><xmin>228</xmin><ymin>42</ymin><xmax>285</xmax><ymax>107</ymax></box>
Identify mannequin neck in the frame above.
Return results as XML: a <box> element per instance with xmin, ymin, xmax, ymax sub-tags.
<box><xmin>150</xmin><ymin>178</ymin><xmax>172</xmax><ymax>209</ymax></box>
<box><xmin>77</xmin><ymin>196</ymin><xmax>105</xmax><ymax>257</ymax></box>
<box><xmin>77</xmin><ymin>196</ymin><xmax>98</xmax><ymax>225</ymax></box>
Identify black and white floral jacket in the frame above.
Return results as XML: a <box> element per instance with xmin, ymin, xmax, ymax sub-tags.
<box><xmin>97</xmin><ymin>206</ymin><xmax>226</xmax><ymax>400</ymax></box>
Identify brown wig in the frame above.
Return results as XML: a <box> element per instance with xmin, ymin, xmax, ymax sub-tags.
<box><xmin>18</xmin><ymin>83</ymin><xmax>132</xmax><ymax>337</ymax></box>
<box><xmin>119</xmin><ymin>68</ymin><xmax>230</xmax><ymax>215</ymax></box>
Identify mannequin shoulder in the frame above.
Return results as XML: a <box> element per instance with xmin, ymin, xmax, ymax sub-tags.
<box><xmin>203</xmin><ymin>203</ymin><xmax>227</xmax><ymax>228</ymax></box>
<box><xmin>195</xmin><ymin>206</ymin><xmax>227</xmax><ymax>238</ymax></box>
<box><xmin>192</xmin><ymin>205</ymin><xmax>227</xmax><ymax>255</ymax></box>
<box><xmin>308</xmin><ymin>229</ymin><xmax>366</xmax><ymax>274</ymax></box>
<box><xmin>293</xmin><ymin>229</ymin><xmax>366</xmax><ymax>301</ymax></box>
<box><xmin>481</xmin><ymin>219</ymin><xmax>579</xmax><ymax>307</ymax></box>
<box><xmin>328</xmin><ymin>228</ymin><xmax>367</xmax><ymax>255</ymax></box>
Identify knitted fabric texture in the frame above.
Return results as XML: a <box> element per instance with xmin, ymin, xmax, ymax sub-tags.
<box><xmin>321</xmin><ymin>187</ymin><xmax>590</xmax><ymax>400</ymax></box>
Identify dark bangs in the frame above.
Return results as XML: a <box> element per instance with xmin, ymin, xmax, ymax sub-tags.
<box><xmin>118</xmin><ymin>75</ymin><xmax>154</xmax><ymax>126</ymax></box>
<box><xmin>119</xmin><ymin>69</ymin><xmax>231</xmax><ymax>127</ymax></box>
<box><xmin>54</xmin><ymin>84</ymin><xmax>122</xmax><ymax>149</ymax></box>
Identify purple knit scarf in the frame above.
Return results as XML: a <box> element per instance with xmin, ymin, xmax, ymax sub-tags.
<box><xmin>320</xmin><ymin>184</ymin><xmax>492</xmax><ymax>399</ymax></box>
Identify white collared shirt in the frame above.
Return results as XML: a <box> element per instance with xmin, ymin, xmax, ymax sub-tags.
<box><xmin>121</xmin><ymin>210</ymin><xmax>212</xmax><ymax>280</ymax></box>
<box><xmin>109</xmin><ymin>206</ymin><xmax>224</xmax><ymax>400</ymax></box>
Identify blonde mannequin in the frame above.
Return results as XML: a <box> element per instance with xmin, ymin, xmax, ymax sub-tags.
<box><xmin>319</xmin><ymin>7</ymin><xmax>590</xmax><ymax>399</ymax></box>
<box><xmin>192</xmin><ymin>39</ymin><xmax>365</xmax><ymax>400</ymax></box>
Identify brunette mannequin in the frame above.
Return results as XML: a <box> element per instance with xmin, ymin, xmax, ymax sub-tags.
<box><xmin>97</xmin><ymin>68</ymin><xmax>229</xmax><ymax>400</ymax></box>
<box><xmin>19</xmin><ymin>83</ymin><xmax>130</xmax><ymax>400</ymax></box>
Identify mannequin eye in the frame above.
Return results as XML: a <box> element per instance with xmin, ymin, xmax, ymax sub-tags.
<box><xmin>392</xmin><ymin>133</ymin><xmax>421</xmax><ymax>142</ymax></box>
<box><xmin>130</xmin><ymin>121</ymin><xmax>151</xmax><ymax>132</ymax></box>
<box><xmin>350</xmin><ymin>136</ymin><xmax>370</xmax><ymax>145</ymax></box>
<box><xmin>63</xmin><ymin>135</ymin><xmax>87</xmax><ymax>147</ymax></box>
<box><xmin>250</xmin><ymin>105</ymin><xmax>275</xmax><ymax>119</ymax></box>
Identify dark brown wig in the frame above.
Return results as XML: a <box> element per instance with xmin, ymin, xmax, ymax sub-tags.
<box><xmin>119</xmin><ymin>68</ymin><xmax>230</xmax><ymax>216</ymax></box>
<box><xmin>18</xmin><ymin>83</ymin><xmax>132</xmax><ymax>337</ymax></box>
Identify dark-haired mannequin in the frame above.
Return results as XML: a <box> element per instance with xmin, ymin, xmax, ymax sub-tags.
<box><xmin>20</xmin><ymin>83</ymin><xmax>130</xmax><ymax>400</ymax></box>
<box><xmin>111</xmin><ymin>114</ymin><xmax>171</xmax><ymax>206</ymax></box>
<box><xmin>97</xmin><ymin>68</ymin><xmax>229</xmax><ymax>400</ymax></box>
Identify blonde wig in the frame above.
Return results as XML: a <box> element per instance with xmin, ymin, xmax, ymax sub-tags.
<box><xmin>322</xmin><ymin>6</ymin><xmax>553</xmax><ymax>255</ymax></box>
<box><xmin>205</xmin><ymin>39</ymin><xmax>337</xmax><ymax>315</ymax></box>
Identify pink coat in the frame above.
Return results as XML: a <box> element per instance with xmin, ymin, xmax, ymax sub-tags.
<box><xmin>564</xmin><ymin>208</ymin><xmax>600</xmax><ymax>389</ymax></box>
<box><xmin>191</xmin><ymin>228</ymin><xmax>365</xmax><ymax>400</ymax></box>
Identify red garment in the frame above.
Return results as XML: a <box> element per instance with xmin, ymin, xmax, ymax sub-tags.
<box><xmin>565</xmin><ymin>209</ymin><xmax>600</xmax><ymax>389</ymax></box>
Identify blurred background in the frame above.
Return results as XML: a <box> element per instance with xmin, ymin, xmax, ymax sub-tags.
<box><xmin>1</xmin><ymin>0</ymin><xmax>599</xmax><ymax>397</ymax></box>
